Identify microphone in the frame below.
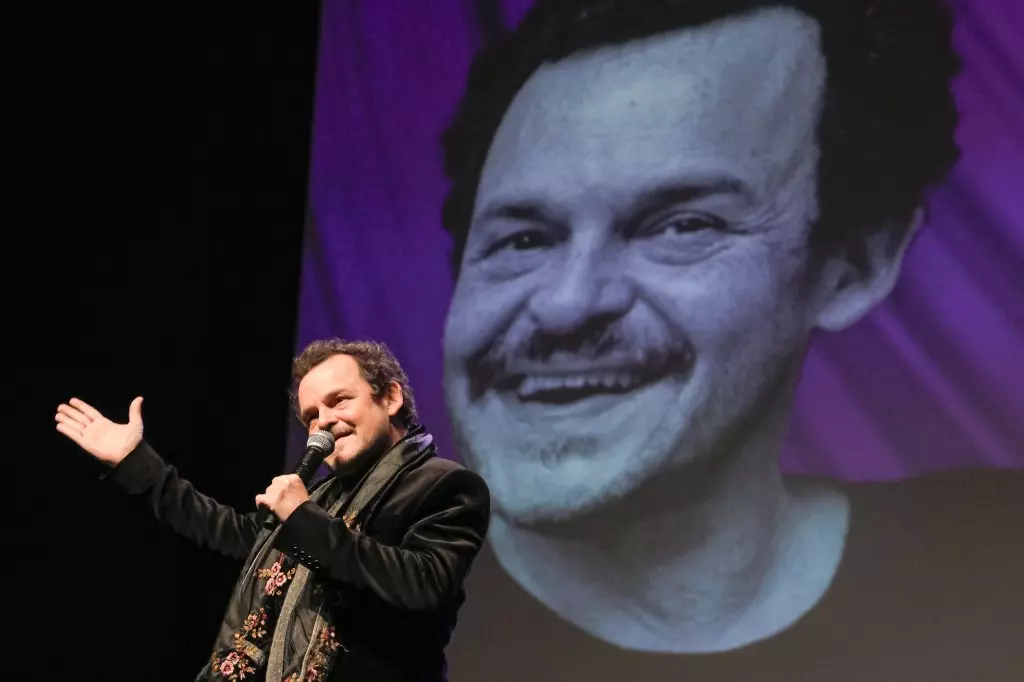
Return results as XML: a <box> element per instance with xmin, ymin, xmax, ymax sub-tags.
<box><xmin>258</xmin><ymin>429</ymin><xmax>337</xmax><ymax>531</ymax></box>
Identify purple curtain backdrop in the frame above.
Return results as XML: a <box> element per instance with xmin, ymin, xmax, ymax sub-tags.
<box><xmin>293</xmin><ymin>0</ymin><xmax>1023</xmax><ymax>479</ymax></box>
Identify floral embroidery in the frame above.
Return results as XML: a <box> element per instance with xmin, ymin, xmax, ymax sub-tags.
<box><xmin>343</xmin><ymin>512</ymin><xmax>360</xmax><ymax>532</ymax></box>
<box><xmin>305</xmin><ymin>625</ymin><xmax>343</xmax><ymax>682</ymax></box>
<box><xmin>280</xmin><ymin>625</ymin><xmax>343</xmax><ymax>682</ymax></box>
<box><xmin>211</xmin><ymin>651</ymin><xmax>255</xmax><ymax>680</ymax></box>
<box><xmin>239</xmin><ymin>609</ymin><xmax>269</xmax><ymax>641</ymax></box>
<box><xmin>258</xmin><ymin>557</ymin><xmax>298</xmax><ymax>597</ymax></box>
<box><xmin>210</xmin><ymin>608</ymin><xmax>268</xmax><ymax>679</ymax></box>
<box><xmin>209</xmin><ymin>552</ymin><xmax>301</xmax><ymax>678</ymax></box>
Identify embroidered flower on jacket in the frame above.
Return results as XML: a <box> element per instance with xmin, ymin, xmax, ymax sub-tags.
<box><xmin>210</xmin><ymin>608</ymin><xmax>268</xmax><ymax>679</ymax></box>
<box><xmin>240</xmin><ymin>608</ymin><xmax>268</xmax><ymax>640</ymax></box>
<box><xmin>279</xmin><ymin>625</ymin><xmax>343</xmax><ymax>682</ymax></box>
<box><xmin>211</xmin><ymin>649</ymin><xmax>257</xmax><ymax>680</ymax></box>
<box><xmin>258</xmin><ymin>555</ymin><xmax>297</xmax><ymax>597</ymax></box>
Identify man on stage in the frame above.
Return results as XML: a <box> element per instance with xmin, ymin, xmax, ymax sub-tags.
<box><xmin>56</xmin><ymin>338</ymin><xmax>490</xmax><ymax>682</ymax></box>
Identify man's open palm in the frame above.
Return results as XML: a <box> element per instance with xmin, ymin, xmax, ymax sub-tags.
<box><xmin>55</xmin><ymin>397</ymin><xmax>145</xmax><ymax>466</ymax></box>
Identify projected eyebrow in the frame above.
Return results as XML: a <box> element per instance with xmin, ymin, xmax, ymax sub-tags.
<box><xmin>631</xmin><ymin>177</ymin><xmax>754</xmax><ymax>212</ymax></box>
<box><xmin>474</xmin><ymin>203</ymin><xmax>559</xmax><ymax>226</ymax></box>
<box><xmin>473</xmin><ymin>175</ymin><xmax>755</xmax><ymax>226</ymax></box>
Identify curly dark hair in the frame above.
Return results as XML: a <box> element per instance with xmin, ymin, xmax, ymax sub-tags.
<box><xmin>440</xmin><ymin>0</ymin><xmax>961</xmax><ymax>273</ymax></box>
<box><xmin>291</xmin><ymin>338</ymin><xmax>420</xmax><ymax>429</ymax></box>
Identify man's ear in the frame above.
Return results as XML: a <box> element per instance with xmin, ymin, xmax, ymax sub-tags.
<box><xmin>814</xmin><ymin>207</ymin><xmax>923</xmax><ymax>332</ymax></box>
<box><xmin>385</xmin><ymin>380</ymin><xmax>404</xmax><ymax>418</ymax></box>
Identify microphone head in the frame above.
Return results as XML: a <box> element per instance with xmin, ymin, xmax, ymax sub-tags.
<box><xmin>306</xmin><ymin>429</ymin><xmax>336</xmax><ymax>455</ymax></box>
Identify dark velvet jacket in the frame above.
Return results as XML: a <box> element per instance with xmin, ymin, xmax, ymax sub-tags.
<box><xmin>107</xmin><ymin>437</ymin><xmax>490</xmax><ymax>681</ymax></box>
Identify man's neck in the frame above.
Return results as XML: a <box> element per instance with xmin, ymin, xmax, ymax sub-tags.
<box><xmin>487</xmin><ymin>408</ymin><xmax>849</xmax><ymax>654</ymax></box>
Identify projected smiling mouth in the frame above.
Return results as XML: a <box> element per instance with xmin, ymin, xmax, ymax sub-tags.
<box><xmin>470</xmin><ymin>323</ymin><xmax>695</xmax><ymax>406</ymax></box>
<box><xmin>507</xmin><ymin>355</ymin><xmax>688</xmax><ymax>405</ymax></box>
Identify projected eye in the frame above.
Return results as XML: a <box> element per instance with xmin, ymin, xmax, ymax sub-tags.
<box><xmin>486</xmin><ymin>229</ymin><xmax>555</xmax><ymax>256</ymax></box>
<box><xmin>635</xmin><ymin>212</ymin><xmax>725</xmax><ymax>238</ymax></box>
<box><xmin>631</xmin><ymin>211</ymin><xmax>729</xmax><ymax>264</ymax></box>
<box><xmin>467</xmin><ymin>226</ymin><xmax>560</xmax><ymax>279</ymax></box>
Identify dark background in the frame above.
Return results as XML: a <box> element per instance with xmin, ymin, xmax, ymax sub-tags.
<box><xmin>22</xmin><ymin>4</ymin><xmax>321</xmax><ymax>678</ymax></box>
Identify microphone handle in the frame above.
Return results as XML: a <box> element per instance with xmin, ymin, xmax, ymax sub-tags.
<box><xmin>257</xmin><ymin>506</ymin><xmax>277</xmax><ymax>531</ymax></box>
<box><xmin>292</xmin><ymin>457</ymin><xmax>319</xmax><ymax>482</ymax></box>
<box><xmin>258</xmin><ymin>447</ymin><xmax>326</xmax><ymax>530</ymax></box>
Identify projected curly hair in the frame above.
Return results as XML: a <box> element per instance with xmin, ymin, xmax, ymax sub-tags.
<box><xmin>440</xmin><ymin>0</ymin><xmax>961</xmax><ymax>273</ymax></box>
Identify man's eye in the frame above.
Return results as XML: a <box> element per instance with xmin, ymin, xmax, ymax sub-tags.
<box><xmin>635</xmin><ymin>212</ymin><xmax>725</xmax><ymax>238</ymax></box>
<box><xmin>486</xmin><ymin>229</ymin><xmax>555</xmax><ymax>256</ymax></box>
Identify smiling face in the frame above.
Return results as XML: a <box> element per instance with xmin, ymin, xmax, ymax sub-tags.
<box><xmin>296</xmin><ymin>353</ymin><xmax>403</xmax><ymax>473</ymax></box>
<box><xmin>442</xmin><ymin>8</ymin><xmax>831</xmax><ymax>525</ymax></box>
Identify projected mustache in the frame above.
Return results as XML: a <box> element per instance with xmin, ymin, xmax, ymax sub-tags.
<box><xmin>468</xmin><ymin>318</ymin><xmax>694</xmax><ymax>401</ymax></box>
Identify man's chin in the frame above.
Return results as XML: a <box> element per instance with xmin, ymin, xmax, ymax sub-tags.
<box><xmin>467</xmin><ymin>426</ymin><xmax>708</xmax><ymax>531</ymax></box>
<box><xmin>327</xmin><ymin>432</ymin><xmax>393</xmax><ymax>477</ymax></box>
<box><xmin>485</xmin><ymin>459</ymin><xmax>651</xmax><ymax>530</ymax></box>
<box><xmin>455</xmin><ymin>380</ymin><xmax>701</xmax><ymax>523</ymax></box>
<box><xmin>322</xmin><ymin>454</ymin><xmax>344</xmax><ymax>471</ymax></box>
<box><xmin>496</xmin><ymin>497</ymin><xmax>609</xmax><ymax>529</ymax></box>
<box><xmin>324</xmin><ymin>450</ymin><xmax>362</xmax><ymax>473</ymax></box>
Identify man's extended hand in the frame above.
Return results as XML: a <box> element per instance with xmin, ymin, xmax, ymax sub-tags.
<box><xmin>255</xmin><ymin>475</ymin><xmax>310</xmax><ymax>523</ymax></box>
<box><xmin>55</xmin><ymin>397</ymin><xmax>145</xmax><ymax>467</ymax></box>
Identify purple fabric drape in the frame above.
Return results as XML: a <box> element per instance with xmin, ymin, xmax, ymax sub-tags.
<box><xmin>294</xmin><ymin>0</ymin><xmax>1023</xmax><ymax>478</ymax></box>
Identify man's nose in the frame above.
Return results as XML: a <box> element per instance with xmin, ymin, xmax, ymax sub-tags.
<box><xmin>526</xmin><ymin>245</ymin><xmax>636</xmax><ymax>335</ymax></box>
<box><xmin>316</xmin><ymin>410</ymin><xmax>338</xmax><ymax>431</ymax></box>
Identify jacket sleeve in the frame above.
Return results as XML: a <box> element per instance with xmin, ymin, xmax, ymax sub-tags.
<box><xmin>103</xmin><ymin>440</ymin><xmax>260</xmax><ymax>560</ymax></box>
<box><xmin>272</xmin><ymin>467</ymin><xmax>491</xmax><ymax>611</ymax></box>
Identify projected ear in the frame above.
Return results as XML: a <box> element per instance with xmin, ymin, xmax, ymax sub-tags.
<box><xmin>814</xmin><ymin>207</ymin><xmax>923</xmax><ymax>332</ymax></box>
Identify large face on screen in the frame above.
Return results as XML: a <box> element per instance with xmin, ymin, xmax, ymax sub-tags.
<box><xmin>443</xmin><ymin>8</ymin><xmax>829</xmax><ymax>525</ymax></box>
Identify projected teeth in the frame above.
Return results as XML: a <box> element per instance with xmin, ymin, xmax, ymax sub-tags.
<box><xmin>516</xmin><ymin>373</ymin><xmax>646</xmax><ymax>400</ymax></box>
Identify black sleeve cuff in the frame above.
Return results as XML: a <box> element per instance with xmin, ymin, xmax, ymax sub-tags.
<box><xmin>272</xmin><ymin>499</ymin><xmax>346</xmax><ymax>573</ymax></box>
<box><xmin>101</xmin><ymin>441</ymin><xmax>166</xmax><ymax>493</ymax></box>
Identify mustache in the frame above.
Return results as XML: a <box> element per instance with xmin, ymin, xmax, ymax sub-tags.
<box><xmin>468</xmin><ymin>317</ymin><xmax>693</xmax><ymax>397</ymax></box>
